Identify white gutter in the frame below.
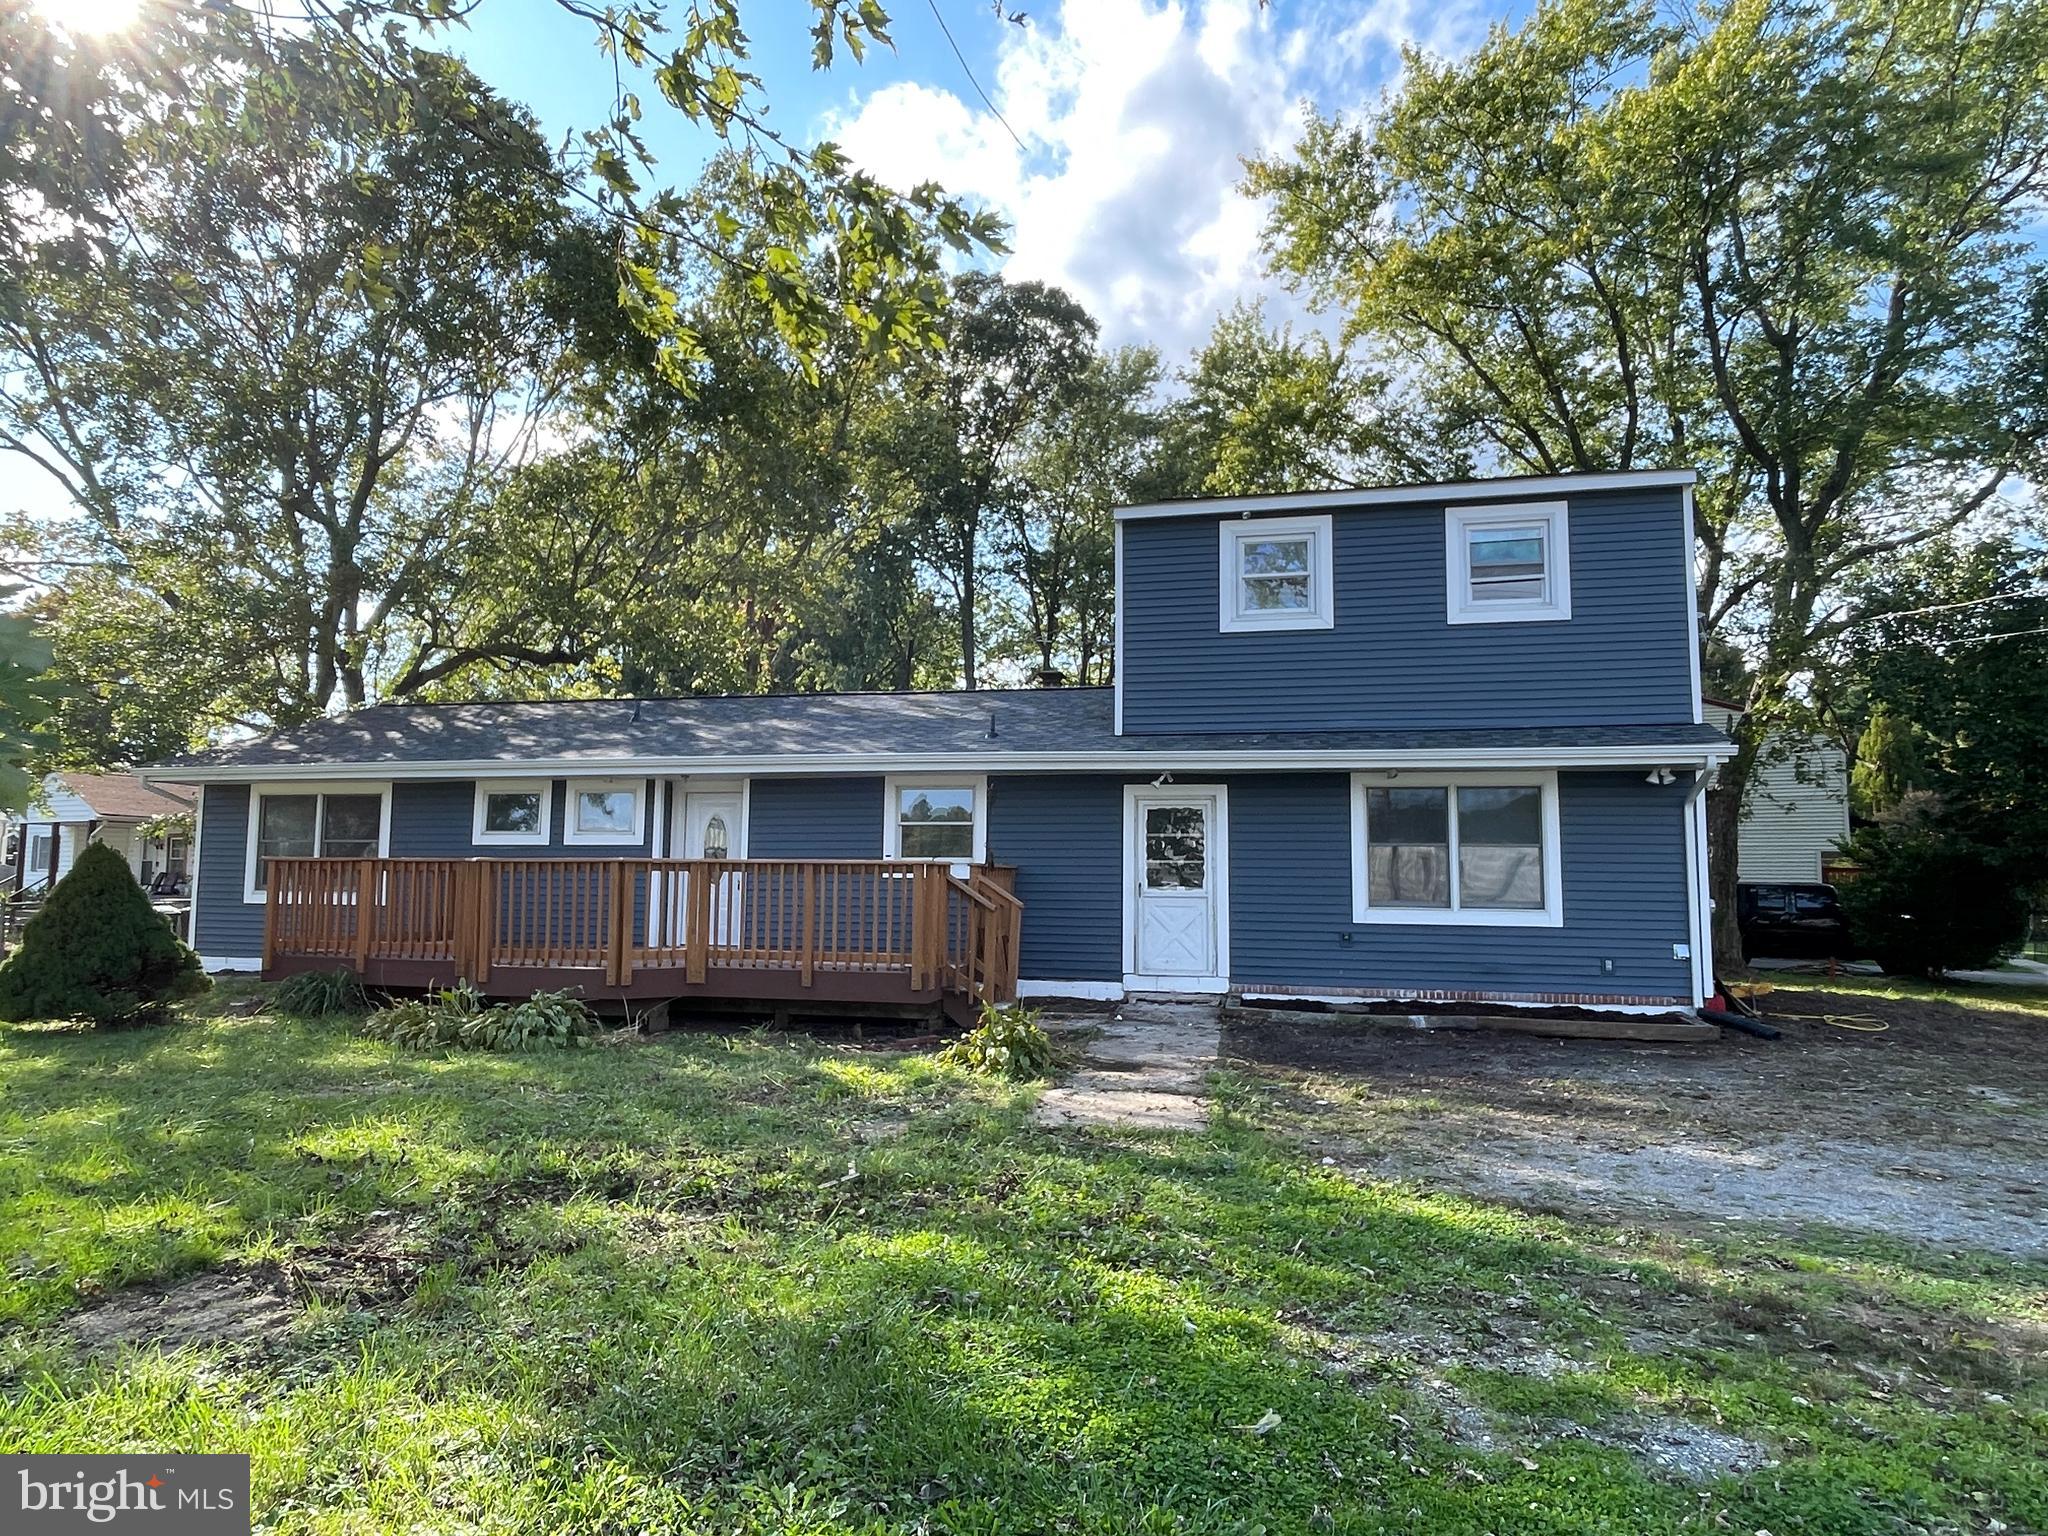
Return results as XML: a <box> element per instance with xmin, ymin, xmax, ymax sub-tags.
<box><xmin>142</xmin><ymin>743</ymin><xmax>1729</xmax><ymax>785</ymax></box>
<box><xmin>1115</xmin><ymin>469</ymin><xmax>1698</xmax><ymax>522</ymax></box>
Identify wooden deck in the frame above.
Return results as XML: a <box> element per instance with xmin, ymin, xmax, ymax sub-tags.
<box><xmin>262</xmin><ymin>857</ymin><xmax>1021</xmax><ymax>1021</ymax></box>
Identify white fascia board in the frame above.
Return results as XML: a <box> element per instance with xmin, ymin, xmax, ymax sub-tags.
<box><xmin>151</xmin><ymin>744</ymin><xmax>1729</xmax><ymax>784</ymax></box>
<box><xmin>1115</xmin><ymin>469</ymin><xmax>1698</xmax><ymax>522</ymax></box>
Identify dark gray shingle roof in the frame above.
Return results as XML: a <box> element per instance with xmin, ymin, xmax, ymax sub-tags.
<box><xmin>155</xmin><ymin>687</ymin><xmax>1732</xmax><ymax>773</ymax></box>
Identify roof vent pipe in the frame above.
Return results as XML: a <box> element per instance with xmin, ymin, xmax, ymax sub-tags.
<box><xmin>985</xmin><ymin>710</ymin><xmax>998</xmax><ymax>740</ymax></box>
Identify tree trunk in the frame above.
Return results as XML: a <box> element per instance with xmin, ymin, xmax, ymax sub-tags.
<box><xmin>1707</xmin><ymin>766</ymin><xmax>1749</xmax><ymax>978</ymax></box>
<box><xmin>958</xmin><ymin>554</ymin><xmax>977</xmax><ymax>690</ymax></box>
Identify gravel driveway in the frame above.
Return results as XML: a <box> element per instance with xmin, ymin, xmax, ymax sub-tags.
<box><xmin>1228</xmin><ymin>987</ymin><xmax>2048</xmax><ymax>1256</ymax></box>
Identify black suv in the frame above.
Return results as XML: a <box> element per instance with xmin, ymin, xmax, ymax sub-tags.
<box><xmin>1736</xmin><ymin>882</ymin><xmax>1853</xmax><ymax>958</ymax></box>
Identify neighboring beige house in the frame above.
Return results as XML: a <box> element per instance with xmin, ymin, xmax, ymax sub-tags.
<box><xmin>14</xmin><ymin>772</ymin><xmax>197</xmax><ymax>894</ymax></box>
<box><xmin>1704</xmin><ymin>699</ymin><xmax>1852</xmax><ymax>883</ymax></box>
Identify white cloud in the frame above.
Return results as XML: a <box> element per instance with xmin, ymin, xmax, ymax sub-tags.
<box><xmin>821</xmin><ymin>0</ymin><xmax>1490</xmax><ymax>361</ymax></box>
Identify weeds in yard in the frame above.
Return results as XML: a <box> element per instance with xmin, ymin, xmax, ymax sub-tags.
<box><xmin>270</xmin><ymin>968</ymin><xmax>370</xmax><ymax>1017</ymax></box>
<box><xmin>936</xmin><ymin>1001</ymin><xmax>1055</xmax><ymax>1079</ymax></box>
<box><xmin>360</xmin><ymin>984</ymin><xmax>602</xmax><ymax>1052</ymax></box>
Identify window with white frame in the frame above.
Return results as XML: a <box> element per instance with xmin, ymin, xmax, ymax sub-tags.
<box><xmin>1445</xmin><ymin>501</ymin><xmax>1571</xmax><ymax>623</ymax></box>
<box><xmin>28</xmin><ymin>831</ymin><xmax>52</xmax><ymax>873</ymax></box>
<box><xmin>563</xmin><ymin>779</ymin><xmax>645</xmax><ymax>845</ymax></box>
<box><xmin>1218</xmin><ymin>514</ymin><xmax>1334</xmax><ymax>632</ymax></box>
<box><xmin>472</xmin><ymin>779</ymin><xmax>552</xmax><ymax>844</ymax></box>
<box><xmin>883</xmin><ymin>775</ymin><xmax>987</xmax><ymax>861</ymax></box>
<box><xmin>1350</xmin><ymin>771</ymin><xmax>1562</xmax><ymax>925</ymax></box>
<box><xmin>244</xmin><ymin>785</ymin><xmax>389</xmax><ymax>900</ymax></box>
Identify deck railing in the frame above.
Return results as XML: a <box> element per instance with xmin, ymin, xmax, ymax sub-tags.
<box><xmin>262</xmin><ymin>856</ymin><xmax>1021</xmax><ymax>1007</ymax></box>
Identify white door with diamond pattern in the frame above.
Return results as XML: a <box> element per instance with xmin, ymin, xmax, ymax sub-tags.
<box><xmin>1128</xmin><ymin>788</ymin><xmax>1226</xmax><ymax>986</ymax></box>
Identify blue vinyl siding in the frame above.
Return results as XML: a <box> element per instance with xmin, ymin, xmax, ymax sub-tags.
<box><xmin>747</xmin><ymin>776</ymin><xmax>884</xmax><ymax>858</ymax></box>
<box><xmin>390</xmin><ymin>780</ymin><xmax>655</xmax><ymax>858</ymax></box>
<box><xmin>192</xmin><ymin>784</ymin><xmax>261</xmax><ymax>959</ymax></box>
<box><xmin>1120</xmin><ymin>489</ymin><xmax>1696</xmax><ymax>733</ymax></box>
<box><xmin>194</xmin><ymin>768</ymin><xmax>1693</xmax><ymax>1002</ymax></box>
<box><xmin>1224</xmin><ymin>771</ymin><xmax>1693</xmax><ymax>1000</ymax></box>
<box><xmin>988</xmin><ymin>774</ymin><xmax>1123</xmax><ymax>982</ymax></box>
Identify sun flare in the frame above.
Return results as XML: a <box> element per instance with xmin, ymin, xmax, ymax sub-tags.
<box><xmin>35</xmin><ymin>0</ymin><xmax>147</xmax><ymax>36</ymax></box>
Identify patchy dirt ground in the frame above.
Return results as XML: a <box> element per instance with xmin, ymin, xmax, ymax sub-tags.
<box><xmin>1228</xmin><ymin>988</ymin><xmax>2048</xmax><ymax>1256</ymax></box>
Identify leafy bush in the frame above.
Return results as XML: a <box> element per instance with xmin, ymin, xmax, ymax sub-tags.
<box><xmin>361</xmin><ymin>984</ymin><xmax>600</xmax><ymax>1051</ymax></box>
<box><xmin>937</xmin><ymin>1001</ymin><xmax>1056</xmax><ymax>1080</ymax></box>
<box><xmin>0</xmin><ymin>841</ymin><xmax>208</xmax><ymax>1026</ymax></box>
<box><xmin>1837</xmin><ymin>794</ymin><xmax>2033</xmax><ymax>978</ymax></box>
<box><xmin>271</xmin><ymin>967</ymin><xmax>370</xmax><ymax>1017</ymax></box>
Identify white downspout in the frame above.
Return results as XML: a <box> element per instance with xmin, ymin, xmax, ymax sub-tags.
<box><xmin>1684</xmin><ymin>762</ymin><xmax>1720</xmax><ymax>1006</ymax></box>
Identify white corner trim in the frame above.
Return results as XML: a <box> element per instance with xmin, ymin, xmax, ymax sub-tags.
<box><xmin>882</xmin><ymin>773</ymin><xmax>988</xmax><ymax>861</ymax></box>
<box><xmin>1122</xmin><ymin>781</ymin><xmax>1231</xmax><ymax>990</ymax></box>
<box><xmin>1218</xmin><ymin>513</ymin><xmax>1335</xmax><ymax>633</ymax></box>
<box><xmin>1349</xmin><ymin>769</ymin><xmax>1564</xmax><ymax>927</ymax></box>
<box><xmin>471</xmin><ymin>777</ymin><xmax>553</xmax><ymax>845</ymax></box>
<box><xmin>1445</xmin><ymin>501</ymin><xmax>1572</xmax><ymax>625</ymax></box>
<box><xmin>1116</xmin><ymin>468</ymin><xmax>1697</xmax><ymax>521</ymax></box>
<box><xmin>1682</xmin><ymin>484</ymin><xmax>1705</xmax><ymax>725</ymax></box>
<box><xmin>243</xmin><ymin>781</ymin><xmax>392</xmax><ymax>904</ymax></box>
<box><xmin>187</xmin><ymin>784</ymin><xmax>206</xmax><ymax>950</ymax></box>
<box><xmin>1017</xmin><ymin>979</ymin><xmax>1127</xmax><ymax>1002</ymax></box>
<box><xmin>562</xmin><ymin>777</ymin><xmax>648</xmax><ymax>846</ymax></box>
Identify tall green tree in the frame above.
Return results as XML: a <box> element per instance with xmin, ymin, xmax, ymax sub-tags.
<box><xmin>887</xmin><ymin>273</ymin><xmax>1099</xmax><ymax>689</ymax></box>
<box><xmin>1248</xmin><ymin>0</ymin><xmax>2048</xmax><ymax>962</ymax></box>
<box><xmin>997</xmin><ymin>346</ymin><xmax>1162</xmax><ymax>685</ymax></box>
<box><xmin>1154</xmin><ymin>303</ymin><xmax>1440</xmax><ymax>498</ymax></box>
<box><xmin>1</xmin><ymin>35</ymin><xmax>590</xmax><ymax>731</ymax></box>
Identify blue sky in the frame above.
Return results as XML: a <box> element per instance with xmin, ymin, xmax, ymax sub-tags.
<box><xmin>450</xmin><ymin>0</ymin><xmax>1527</xmax><ymax>359</ymax></box>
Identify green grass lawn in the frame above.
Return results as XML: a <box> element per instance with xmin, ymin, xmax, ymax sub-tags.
<box><xmin>3</xmin><ymin>988</ymin><xmax>2044</xmax><ymax>1534</ymax></box>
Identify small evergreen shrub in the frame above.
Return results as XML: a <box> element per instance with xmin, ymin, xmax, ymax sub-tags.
<box><xmin>938</xmin><ymin>1001</ymin><xmax>1056</xmax><ymax>1080</ymax></box>
<box><xmin>1838</xmin><ymin>796</ymin><xmax>2031</xmax><ymax>978</ymax></box>
<box><xmin>271</xmin><ymin>967</ymin><xmax>370</xmax><ymax>1017</ymax></box>
<box><xmin>0</xmin><ymin>841</ymin><xmax>208</xmax><ymax>1026</ymax></box>
<box><xmin>361</xmin><ymin>984</ymin><xmax>600</xmax><ymax>1051</ymax></box>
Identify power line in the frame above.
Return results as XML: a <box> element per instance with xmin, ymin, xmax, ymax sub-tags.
<box><xmin>926</xmin><ymin>0</ymin><xmax>1027</xmax><ymax>154</ymax></box>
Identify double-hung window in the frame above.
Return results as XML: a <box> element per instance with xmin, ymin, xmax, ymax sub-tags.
<box><xmin>1219</xmin><ymin>514</ymin><xmax>1334</xmax><ymax>632</ymax></box>
<box><xmin>473</xmin><ymin>779</ymin><xmax>552</xmax><ymax>845</ymax></box>
<box><xmin>1350</xmin><ymin>771</ymin><xmax>1562</xmax><ymax>925</ymax></box>
<box><xmin>27</xmin><ymin>831</ymin><xmax>52</xmax><ymax>873</ymax></box>
<box><xmin>563</xmin><ymin>779</ymin><xmax>645</xmax><ymax>846</ymax></box>
<box><xmin>1446</xmin><ymin>501</ymin><xmax>1571</xmax><ymax>623</ymax></box>
<box><xmin>883</xmin><ymin>775</ymin><xmax>987</xmax><ymax>862</ymax></box>
<box><xmin>245</xmin><ymin>785</ymin><xmax>389</xmax><ymax>900</ymax></box>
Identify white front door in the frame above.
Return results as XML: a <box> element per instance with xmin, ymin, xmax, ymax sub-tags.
<box><xmin>681</xmin><ymin>790</ymin><xmax>744</xmax><ymax>946</ymax></box>
<box><xmin>1128</xmin><ymin>788</ymin><xmax>1227</xmax><ymax>986</ymax></box>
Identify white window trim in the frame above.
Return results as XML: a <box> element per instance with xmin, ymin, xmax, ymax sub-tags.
<box><xmin>27</xmin><ymin>830</ymin><xmax>53</xmax><ymax>873</ymax></box>
<box><xmin>471</xmin><ymin>778</ymin><xmax>553</xmax><ymax>845</ymax></box>
<box><xmin>1218</xmin><ymin>513</ymin><xmax>1335</xmax><ymax>633</ymax></box>
<box><xmin>1445</xmin><ymin>501</ymin><xmax>1572</xmax><ymax>625</ymax></box>
<box><xmin>1349</xmin><ymin>769</ymin><xmax>1563</xmax><ymax>927</ymax></box>
<box><xmin>562</xmin><ymin>777</ymin><xmax>647</xmax><ymax>846</ymax></box>
<box><xmin>243</xmin><ymin>781</ymin><xmax>393</xmax><ymax>903</ymax></box>
<box><xmin>882</xmin><ymin>773</ymin><xmax>988</xmax><ymax>863</ymax></box>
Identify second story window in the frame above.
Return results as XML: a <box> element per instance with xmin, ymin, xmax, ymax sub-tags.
<box><xmin>1218</xmin><ymin>514</ymin><xmax>1334</xmax><ymax>633</ymax></box>
<box><xmin>1446</xmin><ymin>501</ymin><xmax>1572</xmax><ymax>624</ymax></box>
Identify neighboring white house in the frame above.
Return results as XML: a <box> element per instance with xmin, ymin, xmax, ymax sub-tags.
<box><xmin>1704</xmin><ymin>699</ymin><xmax>1852</xmax><ymax>883</ymax></box>
<box><xmin>14</xmin><ymin>772</ymin><xmax>197</xmax><ymax>893</ymax></box>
